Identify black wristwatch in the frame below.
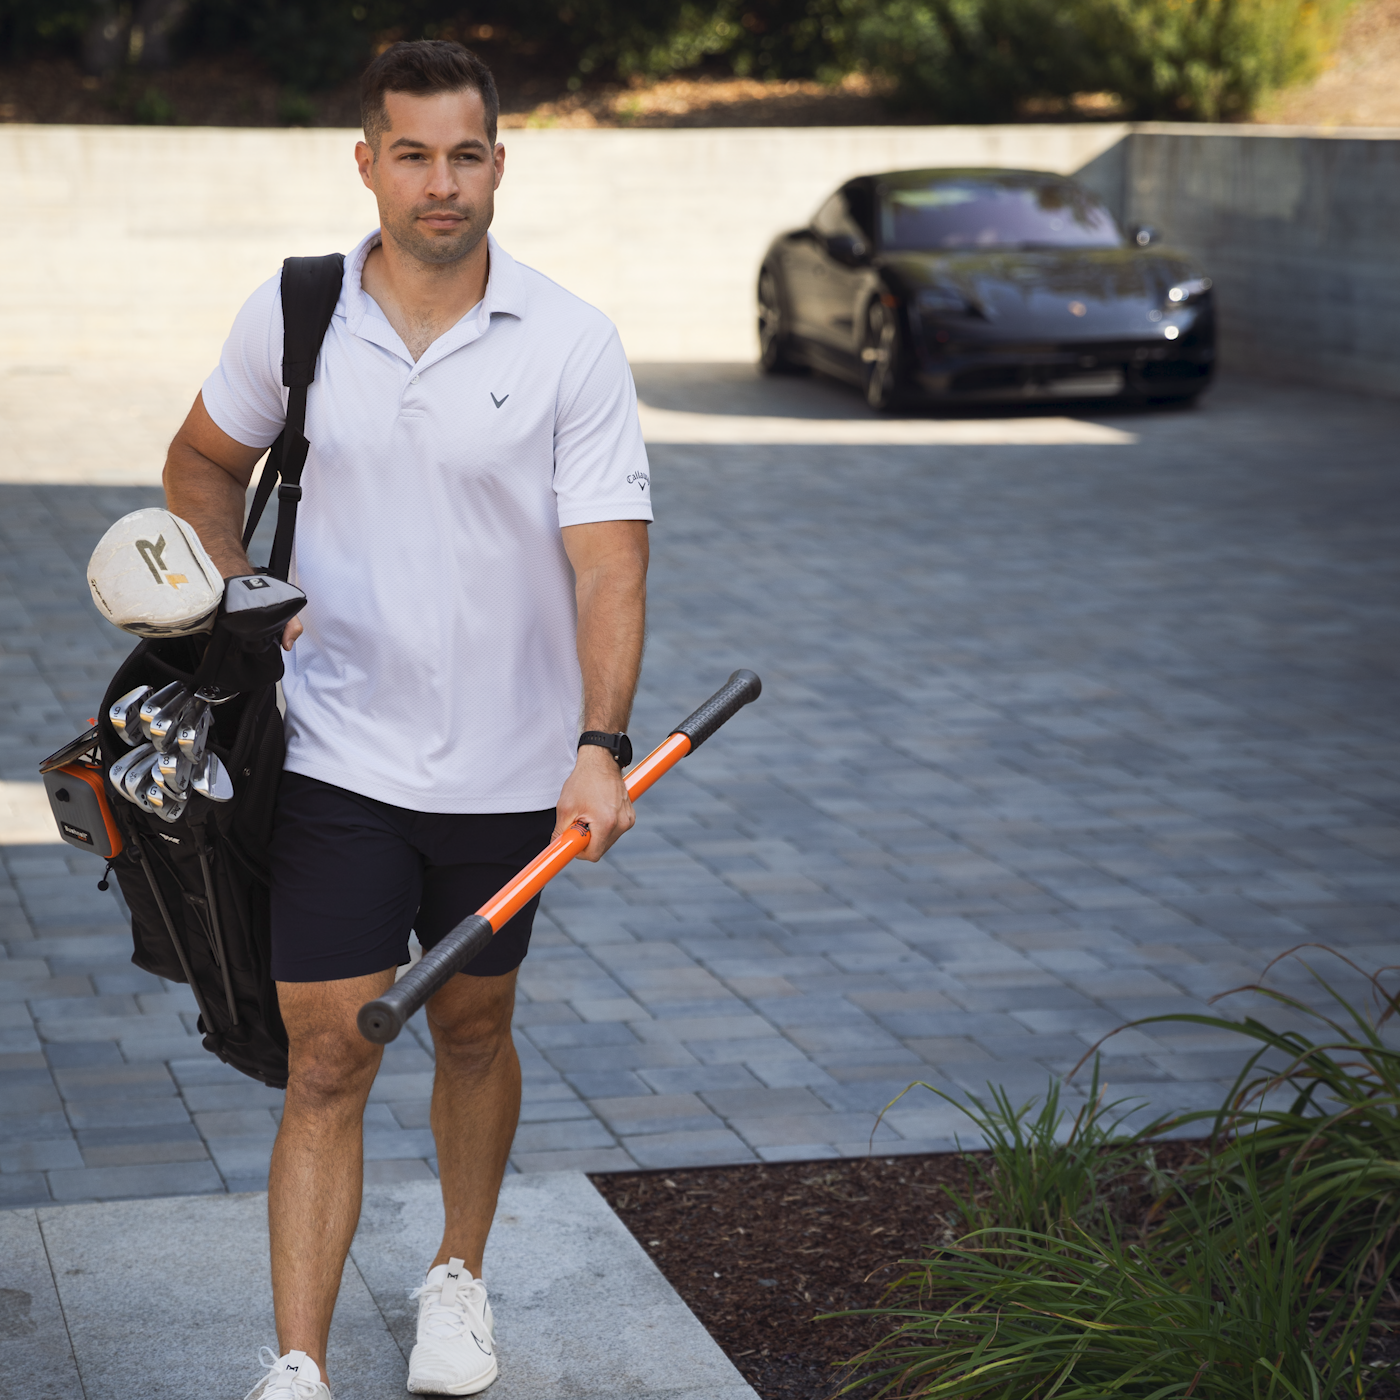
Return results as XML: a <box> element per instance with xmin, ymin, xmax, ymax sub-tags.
<box><xmin>578</xmin><ymin>730</ymin><xmax>633</xmax><ymax>767</ymax></box>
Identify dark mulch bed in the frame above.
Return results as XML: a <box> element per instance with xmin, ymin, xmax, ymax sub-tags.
<box><xmin>594</xmin><ymin>1154</ymin><xmax>983</xmax><ymax>1400</ymax></box>
<box><xmin>593</xmin><ymin>1147</ymin><xmax>1399</xmax><ymax>1400</ymax></box>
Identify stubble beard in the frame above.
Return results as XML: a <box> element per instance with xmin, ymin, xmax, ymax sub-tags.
<box><xmin>382</xmin><ymin>193</ymin><xmax>493</xmax><ymax>270</ymax></box>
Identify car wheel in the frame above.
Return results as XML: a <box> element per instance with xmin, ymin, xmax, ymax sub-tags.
<box><xmin>861</xmin><ymin>299</ymin><xmax>904</xmax><ymax>411</ymax></box>
<box><xmin>757</xmin><ymin>269</ymin><xmax>804</xmax><ymax>375</ymax></box>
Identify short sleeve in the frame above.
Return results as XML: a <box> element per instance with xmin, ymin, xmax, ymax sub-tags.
<box><xmin>552</xmin><ymin>322</ymin><xmax>653</xmax><ymax>528</ymax></box>
<box><xmin>201</xmin><ymin>273</ymin><xmax>289</xmax><ymax>450</ymax></box>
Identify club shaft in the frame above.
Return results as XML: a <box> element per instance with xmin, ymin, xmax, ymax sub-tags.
<box><xmin>357</xmin><ymin>672</ymin><xmax>760</xmax><ymax>1043</ymax></box>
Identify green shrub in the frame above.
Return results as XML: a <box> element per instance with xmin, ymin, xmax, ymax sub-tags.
<box><xmin>836</xmin><ymin>0</ymin><xmax>1359</xmax><ymax>120</ymax></box>
<box><xmin>0</xmin><ymin>0</ymin><xmax>1355</xmax><ymax>116</ymax></box>
<box><xmin>839</xmin><ymin>1161</ymin><xmax>1388</xmax><ymax>1399</ymax></box>
<box><xmin>1114</xmin><ymin>945</ymin><xmax>1400</xmax><ymax>1301</ymax></box>
<box><xmin>836</xmin><ymin>950</ymin><xmax>1399</xmax><ymax>1398</ymax></box>
<box><xmin>882</xmin><ymin>1064</ymin><xmax>1171</xmax><ymax>1247</ymax></box>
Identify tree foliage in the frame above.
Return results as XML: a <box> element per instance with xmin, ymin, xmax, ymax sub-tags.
<box><xmin>0</xmin><ymin>0</ymin><xmax>1357</xmax><ymax>119</ymax></box>
<box><xmin>837</xmin><ymin>0</ymin><xmax>1358</xmax><ymax>121</ymax></box>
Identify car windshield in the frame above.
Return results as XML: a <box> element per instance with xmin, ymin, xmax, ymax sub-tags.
<box><xmin>880</xmin><ymin>180</ymin><xmax>1122</xmax><ymax>252</ymax></box>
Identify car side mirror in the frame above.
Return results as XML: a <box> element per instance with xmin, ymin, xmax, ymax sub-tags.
<box><xmin>1128</xmin><ymin>224</ymin><xmax>1160</xmax><ymax>248</ymax></box>
<box><xmin>823</xmin><ymin>232</ymin><xmax>868</xmax><ymax>265</ymax></box>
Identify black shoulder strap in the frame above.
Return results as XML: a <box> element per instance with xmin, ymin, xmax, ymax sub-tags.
<box><xmin>241</xmin><ymin>253</ymin><xmax>345</xmax><ymax>581</ymax></box>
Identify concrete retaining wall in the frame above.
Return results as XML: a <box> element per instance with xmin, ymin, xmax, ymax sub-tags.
<box><xmin>1119</xmin><ymin>125</ymin><xmax>1400</xmax><ymax>398</ymax></box>
<box><xmin>0</xmin><ymin>119</ymin><xmax>1395</xmax><ymax>393</ymax></box>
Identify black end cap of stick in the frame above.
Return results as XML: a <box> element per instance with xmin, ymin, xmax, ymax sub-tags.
<box><xmin>357</xmin><ymin>997</ymin><xmax>403</xmax><ymax>1045</ymax></box>
<box><xmin>357</xmin><ymin>913</ymin><xmax>497</xmax><ymax>1044</ymax></box>
<box><xmin>671</xmin><ymin>669</ymin><xmax>762</xmax><ymax>751</ymax></box>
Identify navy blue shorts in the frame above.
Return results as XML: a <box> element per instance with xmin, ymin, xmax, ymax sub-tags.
<box><xmin>269</xmin><ymin>771</ymin><xmax>555</xmax><ymax>984</ymax></box>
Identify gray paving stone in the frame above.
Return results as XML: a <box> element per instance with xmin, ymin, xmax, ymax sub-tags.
<box><xmin>0</xmin><ymin>1170</ymin><xmax>50</xmax><ymax>1206</ymax></box>
<box><xmin>4</xmin><ymin>371</ymin><xmax>1399</xmax><ymax>1189</ymax></box>
<box><xmin>589</xmin><ymin>1094</ymin><xmax>719</xmax><ymax>1136</ymax></box>
<box><xmin>45</xmin><ymin>1160</ymin><xmax>224</xmax><ymax>1202</ymax></box>
<box><xmin>1</xmin><ymin>1138</ymin><xmax>82</xmax><ymax>1173</ymax></box>
<box><xmin>621</xmin><ymin>1129</ymin><xmax>757</xmax><ymax>1168</ymax></box>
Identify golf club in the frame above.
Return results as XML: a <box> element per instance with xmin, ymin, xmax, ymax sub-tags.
<box><xmin>358</xmin><ymin>669</ymin><xmax>762</xmax><ymax>1044</ymax></box>
<box><xmin>123</xmin><ymin>751</ymin><xmax>160</xmax><ymax>813</ymax></box>
<box><xmin>109</xmin><ymin>686</ymin><xmax>153</xmax><ymax>746</ymax></box>
<box><xmin>176</xmin><ymin>699</ymin><xmax>213</xmax><ymax>765</ymax></box>
<box><xmin>109</xmin><ymin>741</ymin><xmax>155</xmax><ymax>807</ymax></box>
<box><xmin>145</xmin><ymin>779</ymin><xmax>186</xmax><ymax>822</ymax></box>
<box><xmin>139</xmin><ymin>683</ymin><xmax>186</xmax><ymax>748</ymax></box>
<box><xmin>191</xmin><ymin>752</ymin><xmax>234</xmax><ymax>802</ymax></box>
<box><xmin>155</xmin><ymin>747</ymin><xmax>193</xmax><ymax>795</ymax></box>
<box><xmin>146</xmin><ymin>686</ymin><xmax>192</xmax><ymax>753</ymax></box>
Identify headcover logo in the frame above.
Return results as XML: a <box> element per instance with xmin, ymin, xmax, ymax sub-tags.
<box><xmin>135</xmin><ymin>534</ymin><xmax>188</xmax><ymax>589</ymax></box>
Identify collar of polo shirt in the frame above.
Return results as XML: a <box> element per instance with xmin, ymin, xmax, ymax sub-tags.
<box><xmin>342</xmin><ymin>229</ymin><xmax>527</xmax><ymax>369</ymax></box>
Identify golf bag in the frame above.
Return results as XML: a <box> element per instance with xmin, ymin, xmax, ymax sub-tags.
<box><xmin>93</xmin><ymin>253</ymin><xmax>344</xmax><ymax>1088</ymax></box>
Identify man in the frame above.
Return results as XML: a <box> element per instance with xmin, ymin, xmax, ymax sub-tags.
<box><xmin>163</xmin><ymin>40</ymin><xmax>650</xmax><ymax>1400</ymax></box>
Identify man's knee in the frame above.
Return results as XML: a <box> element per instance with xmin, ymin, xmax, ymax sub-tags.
<box><xmin>427</xmin><ymin>977</ymin><xmax>516</xmax><ymax>1068</ymax></box>
<box><xmin>278</xmin><ymin>971</ymin><xmax>393</xmax><ymax>1110</ymax></box>
<box><xmin>286</xmin><ymin>1024</ymin><xmax>381</xmax><ymax>1109</ymax></box>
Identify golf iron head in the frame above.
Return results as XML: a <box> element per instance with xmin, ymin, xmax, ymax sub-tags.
<box><xmin>139</xmin><ymin>682</ymin><xmax>187</xmax><ymax>750</ymax></box>
<box><xmin>191</xmin><ymin>752</ymin><xmax>234</xmax><ymax>803</ymax></box>
<box><xmin>120</xmin><ymin>748</ymin><xmax>159</xmax><ymax>813</ymax></box>
<box><xmin>175</xmin><ymin>698</ymin><xmax>213</xmax><ymax>766</ymax></box>
<box><xmin>155</xmin><ymin>747</ymin><xmax>192</xmax><ymax>795</ymax></box>
<box><xmin>145</xmin><ymin>779</ymin><xmax>187</xmax><ymax>823</ymax></box>
<box><xmin>109</xmin><ymin>685</ymin><xmax>153</xmax><ymax>746</ymax></box>
<box><xmin>108</xmin><ymin>742</ymin><xmax>155</xmax><ymax>808</ymax></box>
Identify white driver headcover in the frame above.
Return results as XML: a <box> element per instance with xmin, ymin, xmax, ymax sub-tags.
<box><xmin>88</xmin><ymin>509</ymin><xmax>223</xmax><ymax>637</ymax></box>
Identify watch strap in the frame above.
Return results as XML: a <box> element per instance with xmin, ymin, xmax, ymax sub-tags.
<box><xmin>578</xmin><ymin>730</ymin><xmax>633</xmax><ymax>767</ymax></box>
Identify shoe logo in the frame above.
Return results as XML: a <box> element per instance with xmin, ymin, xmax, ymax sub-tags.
<box><xmin>490</xmin><ymin>392</ymin><xmax>509</xmax><ymax>408</ymax></box>
<box><xmin>472</xmin><ymin>1332</ymin><xmax>493</xmax><ymax>1357</ymax></box>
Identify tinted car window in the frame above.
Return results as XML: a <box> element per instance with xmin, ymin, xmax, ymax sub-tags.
<box><xmin>880</xmin><ymin>180</ymin><xmax>1122</xmax><ymax>252</ymax></box>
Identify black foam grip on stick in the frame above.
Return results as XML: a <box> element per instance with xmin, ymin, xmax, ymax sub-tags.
<box><xmin>357</xmin><ymin>914</ymin><xmax>494</xmax><ymax>1043</ymax></box>
<box><xmin>670</xmin><ymin>669</ymin><xmax>762</xmax><ymax>750</ymax></box>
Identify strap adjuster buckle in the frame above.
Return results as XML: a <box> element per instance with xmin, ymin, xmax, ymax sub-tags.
<box><xmin>277</xmin><ymin>483</ymin><xmax>303</xmax><ymax>502</ymax></box>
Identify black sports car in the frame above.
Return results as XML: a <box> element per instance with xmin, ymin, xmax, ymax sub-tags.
<box><xmin>757</xmin><ymin>168</ymin><xmax>1215</xmax><ymax>410</ymax></box>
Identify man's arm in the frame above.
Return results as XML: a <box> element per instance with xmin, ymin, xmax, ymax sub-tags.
<box><xmin>554</xmin><ymin>519</ymin><xmax>649</xmax><ymax>862</ymax></box>
<box><xmin>163</xmin><ymin>394</ymin><xmax>303</xmax><ymax>650</ymax></box>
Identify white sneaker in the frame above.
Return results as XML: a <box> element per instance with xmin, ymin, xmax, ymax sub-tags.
<box><xmin>243</xmin><ymin>1348</ymin><xmax>331</xmax><ymax>1400</ymax></box>
<box><xmin>406</xmin><ymin>1257</ymin><xmax>498</xmax><ymax>1395</ymax></box>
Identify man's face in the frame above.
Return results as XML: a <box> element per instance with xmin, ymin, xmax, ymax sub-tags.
<box><xmin>355</xmin><ymin>88</ymin><xmax>504</xmax><ymax>267</ymax></box>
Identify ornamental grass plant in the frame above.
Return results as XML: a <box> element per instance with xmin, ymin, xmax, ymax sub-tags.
<box><xmin>834</xmin><ymin>948</ymin><xmax>1399</xmax><ymax>1398</ymax></box>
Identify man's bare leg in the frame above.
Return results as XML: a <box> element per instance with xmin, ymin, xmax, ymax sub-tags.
<box><xmin>268</xmin><ymin>968</ymin><xmax>395</xmax><ymax>1386</ymax></box>
<box><xmin>423</xmin><ymin>969</ymin><xmax>521</xmax><ymax>1276</ymax></box>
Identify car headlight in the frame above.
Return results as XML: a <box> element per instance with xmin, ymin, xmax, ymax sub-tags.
<box><xmin>915</xmin><ymin>286</ymin><xmax>973</xmax><ymax>315</ymax></box>
<box><xmin>1165</xmin><ymin>277</ymin><xmax>1212</xmax><ymax>305</ymax></box>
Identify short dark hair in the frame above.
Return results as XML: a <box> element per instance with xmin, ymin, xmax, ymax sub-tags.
<box><xmin>360</xmin><ymin>40</ymin><xmax>499</xmax><ymax>150</ymax></box>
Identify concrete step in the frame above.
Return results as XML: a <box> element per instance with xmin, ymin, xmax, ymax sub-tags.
<box><xmin>1</xmin><ymin>1171</ymin><xmax>757</xmax><ymax>1400</ymax></box>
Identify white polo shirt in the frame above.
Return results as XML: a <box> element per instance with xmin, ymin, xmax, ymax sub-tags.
<box><xmin>202</xmin><ymin>230</ymin><xmax>653</xmax><ymax>813</ymax></box>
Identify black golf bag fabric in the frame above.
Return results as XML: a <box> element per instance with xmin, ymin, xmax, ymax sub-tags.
<box><xmin>99</xmin><ymin>253</ymin><xmax>344</xmax><ymax>1089</ymax></box>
